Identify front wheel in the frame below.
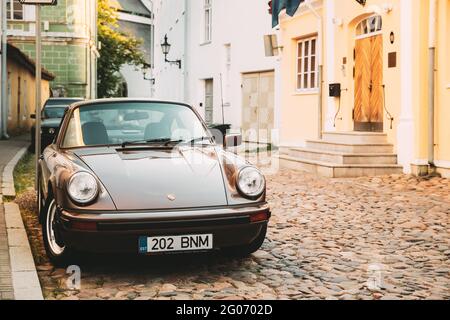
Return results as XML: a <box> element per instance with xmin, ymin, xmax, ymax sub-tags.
<box><xmin>42</xmin><ymin>198</ymin><xmax>72</xmax><ymax>266</ymax></box>
<box><xmin>224</xmin><ymin>225</ymin><xmax>268</xmax><ymax>257</ymax></box>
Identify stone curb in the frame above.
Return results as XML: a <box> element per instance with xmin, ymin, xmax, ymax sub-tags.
<box><xmin>1</xmin><ymin>148</ymin><xmax>28</xmax><ymax>198</ymax></box>
<box><xmin>2</xmin><ymin>148</ymin><xmax>44</xmax><ymax>300</ymax></box>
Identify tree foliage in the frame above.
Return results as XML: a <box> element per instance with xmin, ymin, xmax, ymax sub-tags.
<box><xmin>97</xmin><ymin>0</ymin><xmax>146</xmax><ymax>98</ymax></box>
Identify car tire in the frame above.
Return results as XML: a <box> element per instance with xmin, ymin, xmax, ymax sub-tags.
<box><xmin>29</xmin><ymin>130</ymin><xmax>36</xmax><ymax>154</ymax></box>
<box><xmin>42</xmin><ymin>197</ymin><xmax>73</xmax><ymax>266</ymax></box>
<box><xmin>224</xmin><ymin>225</ymin><xmax>267</xmax><ymax>257</ymax></box>
<box><xmin>37</xmin><ymin>183</ymin><xmax>43</xmax><ymax>221</ymax></box>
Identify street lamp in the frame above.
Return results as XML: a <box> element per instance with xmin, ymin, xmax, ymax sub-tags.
<box><xmin>142</xmin><ymin>63</ymin><xmax>155</xmax><ymax>84</ymax></box>
<box><xmin>161</xmin><ymin>34</ymin><xmax>181</xmax><ymax>69</ymax></box>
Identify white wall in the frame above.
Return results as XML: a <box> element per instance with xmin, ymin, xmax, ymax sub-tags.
<box><xmin>153</xmin><ymin>0</ymin><xmax>187</xmax><ymax>101</ymax></box>
<box><xmin>120</xmin><ymin>64</ymin><xmax>153</xmax><ymax>98</ymax></box>
<box><xmin>153</xmin><ymin>0</ymin><xmax>277</xmax><ymax>128</ymax></box>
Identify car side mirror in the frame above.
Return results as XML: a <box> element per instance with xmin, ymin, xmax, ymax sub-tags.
<box><xmin>30</xmin><ymin>114</ymin><xmax>36</xmax><ymax>119</ymax></box>
<box><xmin>224</xmin><ymin>134</ymin><xmax>242</xmax><ymax>149</ymax></box>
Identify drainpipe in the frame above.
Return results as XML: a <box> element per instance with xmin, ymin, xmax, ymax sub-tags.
<box><xmin>1</xmin><ymin>0</ymin><xmax>9</xmax><ymax>139</ymax></box>
<box><xmin>183</xmin><ymin>0</ymin><xmax>189</xmax><ymax>103</ymax></box>
<box><xmin>428</xmin><ymin>0</ymin><xmax>437</xmax><ymax>167</ymax></box>
<box><xmin>305</xmin><ymin>0</ymin><xmax>324</xmax><ymax>140</ymax></box>
<box><xmin>149</xmin><ymin>1</ymin><xmax>155</xmax><ymax>98</ymax></box>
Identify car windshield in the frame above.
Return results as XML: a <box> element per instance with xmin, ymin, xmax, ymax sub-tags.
<box><xmin>46</xmin><ymin>99</ymin><xmax>82</xmax><ymax>106</ymax></box>
<box><xmin>43</xmin><ymin>106</ymin><xmax>66</xmax><ymax>119</ymax></box>
<box><xmin>61</xmin><ymin>102</ymin><xmax>210</xmax><ymax>148</ymax></box>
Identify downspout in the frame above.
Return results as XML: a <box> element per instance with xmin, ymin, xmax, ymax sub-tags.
<box><xmin>428</xmin><ymin>0</ymin><xmax>437</xmax><ymax>168</ymax></box>
<box><xmin>1</xmin><ymin>0</ymin><xmax>9</xmax><ymax>139</ymax></box>
<box><xmin>141</xmin><ymin>0</ymin><xmax>155</xmax><ymax>97</ymax></box>
<box><xmin>183</xmin><ymin>0</ymin><xmax>189</xmax><ymax>103</ymax></box>
<box><xmin>92</xmin><ymin>0</ymin><xmax>98</xmax><ymax>99</ymax></box>
<box><xmin>149</xmin><ymin>1</ymin><xmax>155</xmax><ymax>98</ymax></box>
<box><xmin>305</xmin><ymin>0</ymin><xmax>324</xmax><ymax>139</ymax></box>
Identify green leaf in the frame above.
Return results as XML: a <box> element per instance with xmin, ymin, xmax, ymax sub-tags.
<box><xmin>97</xmin><ymin>0</ymin><xmax>147</xmax><ymax>98</ymax></box>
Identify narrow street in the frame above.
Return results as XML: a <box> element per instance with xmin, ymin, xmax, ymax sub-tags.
<box><xmin>0</xmin><ymin>0</ymin><xmax>449</xmax><ymax>304</ymax></box>
<box><xmin>16</xmin><ymin>167</ymin><xmax>450</xmax><ymax>300</ymax></box>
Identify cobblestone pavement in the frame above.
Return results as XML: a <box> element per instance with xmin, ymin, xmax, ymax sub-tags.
<box><xmin>16</xmin><ymin>169</ymin><xmax>450</xmax><ymax>300</ymax></box>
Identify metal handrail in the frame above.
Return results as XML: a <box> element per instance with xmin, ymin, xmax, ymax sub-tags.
<box><xmin>382</xmin><ymin>84</ymin><xmax>395</xmax><ymax>129</ymax></box>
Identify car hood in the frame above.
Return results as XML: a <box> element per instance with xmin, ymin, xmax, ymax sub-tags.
<box><xmin>73</xmin><ymin>147</ymin><xmax>228</xmax><ymax>211</ymax></box>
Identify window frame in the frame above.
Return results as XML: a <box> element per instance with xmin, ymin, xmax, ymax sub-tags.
<box><xmin>204</xmin><ymin>0</ymin><xmax>212</xmax><ymax>43</ymax></box>
<box><xmin>296</xmin><ymin>36</ymin><xmax>318</xmax><ymax>92</ymax></box>
<box><xmin>355</xmin><ymin>15</ymin><xmax>383</xmax><ymax>39</ymax></box>
<box><xmin>6</xmin><ymin>0</ymin><xmax>24</xmax><ymax>21</ymax></box>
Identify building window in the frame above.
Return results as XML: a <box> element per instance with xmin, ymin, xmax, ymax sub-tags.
<box><xmin>204</xmin><ymin>0</ymin><xmax>212</xmax><ymax>42</ymax></box>
<box><xmin>296</xmin><ymin>37</ymin><xmax>318</xmax><ymax>91</ymax></box>
<box><xmin>356</xmin><ymin>15</ymin><xmax>382</xmax><ymax>37</ymax></box>
<box><xmin>6</xmin><ymin>0</ymin><xmax>24</xmax><ymax>20</ymax></box>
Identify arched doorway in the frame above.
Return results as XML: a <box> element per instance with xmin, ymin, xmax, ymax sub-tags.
<box><xmin>354</xmin><ymin>15</ymin><xmax>383</xmax><ymax>132</ymax></box>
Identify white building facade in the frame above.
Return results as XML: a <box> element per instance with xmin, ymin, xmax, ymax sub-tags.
<box><xmin>153</xmin><ymin>0</ymin><xmax>279</xmax><ymax>141</ymax></box>
<box><xmin>112</xmin><ymin>0</ymin><xmax>155</xmax><ymax>98</ymax></box>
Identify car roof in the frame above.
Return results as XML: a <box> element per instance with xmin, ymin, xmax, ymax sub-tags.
<box><xmin>68</xmin><ymin>98</ymin><xmax>193</xmax><ymax>110</ymax></box>
<box><xmin>45</xmin><ymin>98</ymin><xmax>84</xmax><ymax>107</ymax></box>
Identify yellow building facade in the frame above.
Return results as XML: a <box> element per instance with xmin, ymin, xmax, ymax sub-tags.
<box><xmin>276</xmin><ymin>0</ymin><xmax>449</xmax><ymax>177</ymax></box>
<box><xmin>7</xmin><ymin>44</ymin><xmax>54</xmax><ymax>135</ymax></box>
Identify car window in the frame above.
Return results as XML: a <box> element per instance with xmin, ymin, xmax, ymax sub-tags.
<box><xmin>61</xmin><ymin>102</ymin><xmax>209</xmax><ymax>148</ymax></box>
<box><xmin>45</xmin><ymin>99</ymin><xmax>82</xmax><ymax>106</ymax></box>
<box><xmin>43</xmin><ymin>106</ymin><xmax>66</xmax><ymax>119</ymax></box>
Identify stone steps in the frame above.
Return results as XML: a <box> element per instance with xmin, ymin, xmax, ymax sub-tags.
<box><xmin>285</xmin><ymin>147</ymin><xmax>398</xmax><ymax>165</ymax></box>
<box><xmin>280</xmin><ymin>131</ymin><xmax>403</xmax><ymax>178</ymax></box>
<box><xmin>322</xmin><ymin>132</ymin><xmax>388</xmax><ymax>144</ymax></box>
<box><xmin>279</xmin><ymin>155</ymin><xmax>404</xmax><ymax>178</ymax></box>
<box><xmin>305</xmin><ymin>140</ymin><xmax>394</xmax><ymax>154</ymax></box>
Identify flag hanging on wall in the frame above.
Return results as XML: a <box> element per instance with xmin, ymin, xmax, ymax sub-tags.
<box><xmin>271</xmin><ymin>0</ymin><xmax>368</xmax><ymax>27</ymax></box>
<box><xmin>271</xmin><ymin>0</ymin><xmax>305</xmax><ymax>27</ymax></box>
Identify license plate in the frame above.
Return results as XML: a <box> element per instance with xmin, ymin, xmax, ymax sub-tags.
<box><xmin>139</xmin><ymin>234</ymin><xmax>213</xmax><ymax>254</ymax></box>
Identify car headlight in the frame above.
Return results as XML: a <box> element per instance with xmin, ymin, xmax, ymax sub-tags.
<box><xmin>67</xmin><ymin>172</ymin><xmax>99</xmax><ymax>204</ymax></box>
<box><xmin>236</xmin><ymin>166</ymin><xmax>265</xmax><ymax>199</ymax></box>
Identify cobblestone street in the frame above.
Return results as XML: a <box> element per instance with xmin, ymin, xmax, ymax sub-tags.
<box><xmin>16</xmin><ymin>169</ymin><xmax>450</xmax><ymax>300</ymax></box>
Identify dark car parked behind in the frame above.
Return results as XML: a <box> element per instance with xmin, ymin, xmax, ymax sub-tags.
<box><xmin>30</xmin><ymin>98</ymin><xmax>84</xmax><ymax>153</ymax></box>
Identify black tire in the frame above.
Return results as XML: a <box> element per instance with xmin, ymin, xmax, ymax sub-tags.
<box><xmin>37</xmin><ymin>183</ymin><xmax>43</xmax><ymax>222</ymax></box>
<box><xmin>29</xmin><ymin>130</ymin><xmax>36</xmax><ymax>154</ymax></box>
<box><xmin>224</xmin><ymin>225</ymin><xmax>267</xmax><ymax>257</ymax></box>
<box><xmin>41</xmin><ymin>196</ymin><xmax>73</xmax><ymax>266</ymax></box>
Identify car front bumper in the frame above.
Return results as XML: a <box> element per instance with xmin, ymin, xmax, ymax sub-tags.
<box><xmin>57</xmin><ymin>203</ymin><xmax>270</xmax><ymax>254</ymax></box>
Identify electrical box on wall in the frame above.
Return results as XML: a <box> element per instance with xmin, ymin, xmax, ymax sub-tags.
<box><xmin>329</xmin><ymin>83</ymin><xmax>341</xmax><ymax>97</ymax></box>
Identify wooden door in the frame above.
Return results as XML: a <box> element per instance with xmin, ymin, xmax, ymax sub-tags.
<box><xmin>257</xmin><ymin>72</ymin><xmax>275</xmax><ymax>144</ymax></box>
<box><xmin>205</xmin><ymin>79</ymin><xmax>214</xmax><ymax>125</ymax></box>
<box><xmin>354</xmin><ymin>35</ymin><xmax>383</xmax><ymax>132</ymax></box>
<box><xmin>241</xmin><ymin>72</ymin><xmax>274</xmax><ymax>143</ymax></box>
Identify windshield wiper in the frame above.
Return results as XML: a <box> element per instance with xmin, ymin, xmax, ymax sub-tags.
<box><xmin>121</xmin><ymin>138</ymin><xmax>182</xmax><ymax>148</ymax></box>
<box><xmin>120</xmin><ymin>137</ymin><xmax>212</xmax><ymax>148</ymax></box>
<box><xmin>187</xmin><ymin>136</ymin><xmax>212</xmax><ymax>145</ymax></box>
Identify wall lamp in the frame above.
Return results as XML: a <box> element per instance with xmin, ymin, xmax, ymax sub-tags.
<box><xmin>161</xmin><ymin>34</ymin><xmax>182</xmax><ymax>69</ymax></box>
<box><xmin>142</xmin><ymin>63</ymin><xmax>155</xmax><ymax>84</ymax></box>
